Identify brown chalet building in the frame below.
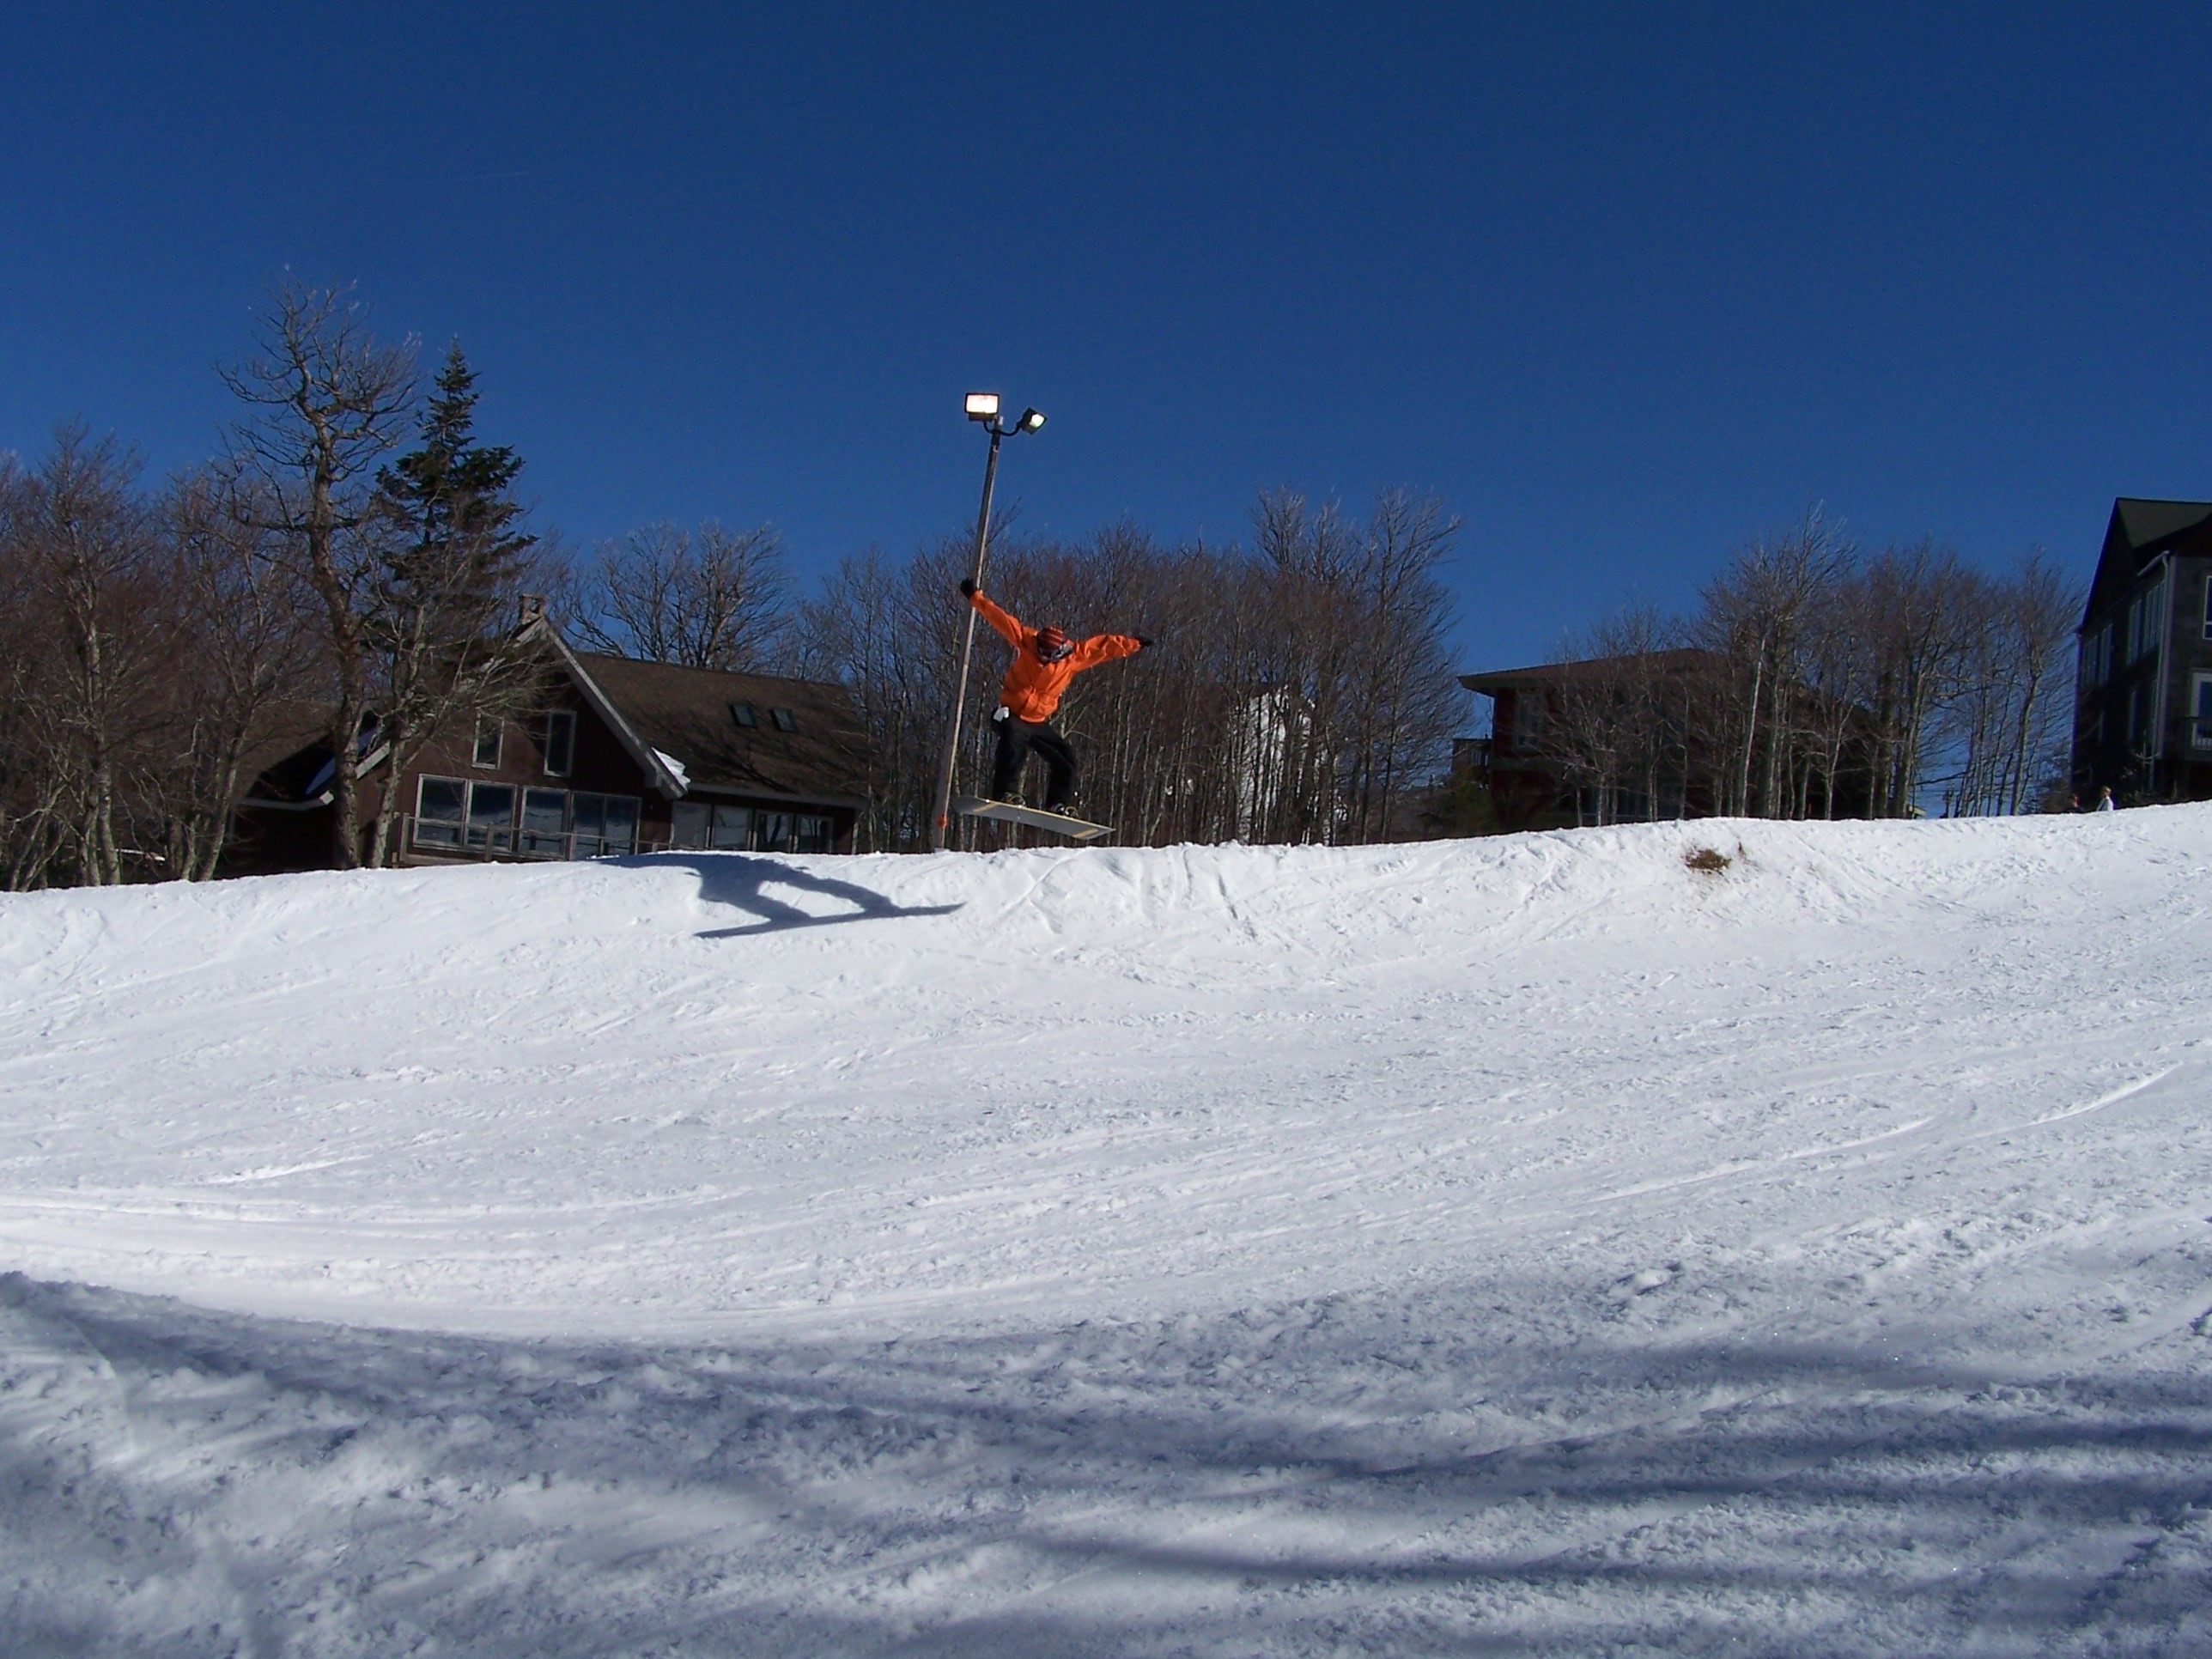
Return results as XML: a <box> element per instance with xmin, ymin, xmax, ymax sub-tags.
<box><xmin>2071</xmin><ymin>497</ymin><xmax>2212</xmax><ymax>805</ymax></box>
<box><xmin>234</xmin><ymin>613</ymin><xmax>872</xmax><ymax>872</ymax></box>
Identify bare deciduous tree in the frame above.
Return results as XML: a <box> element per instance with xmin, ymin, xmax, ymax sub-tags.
<box><xmin>1546</xmin><ymin>603</ymin><xmax>1687</xmax><ymax>825</ymax></box>
<box><xmin>159</xmin><ymin>469</ymin><xmax>325</xmax><ymax>880</ymax></box>
<box><xmin>793</xmin><ymin>491</ymin><xmax>1463</xmax><ymax>850</ymax></box>
<box><xmin>1534</xmin><ymin>518</ymin><xmax>2081</xmax><ymax>827</ymax></box>
<box><xmin>0</xmin><ymin>425</ymin><xmax>173</xmax><ymax>884</ymax></box>
<box><xmin>563</xmin><ymin>520</ymin><xmax>790</xmax><ymax>671</ymax></box>
<box><xmin>1693</xmin><ymin>508</ymin><xmax>1856</xmax><ymax>817</ymax></box>
<box><xmin>1858</xmin><ymin>538</ymin><xmax>1977</xmax><ymax>817</ymax></box>
<box><xmin>222</xmin><ymin>281</ymin><xmax>420</xmax><ymax>868</ymax></box>
<box><xmin>1939</xmin><ymin>549</ymin><xmax>2079</xmax><ymax>816</ymax></box>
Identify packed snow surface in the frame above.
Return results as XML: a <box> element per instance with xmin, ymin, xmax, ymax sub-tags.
<box><xmin>3</xmin><ymin>811</ymin><xmax>2210</xmax><ymax>1655</ymax></box>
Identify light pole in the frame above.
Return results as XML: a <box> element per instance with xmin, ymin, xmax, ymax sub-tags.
<box><xmin>930</xmin><ymin>392</ymin><xmax>1047</xmax><ymax>850</ymax></box>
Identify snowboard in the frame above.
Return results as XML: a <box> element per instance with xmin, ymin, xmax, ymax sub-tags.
<box><xmin>952</xmin><ymin>796</ymin><xmax>1113</xmax><ymax>842</ymax></box>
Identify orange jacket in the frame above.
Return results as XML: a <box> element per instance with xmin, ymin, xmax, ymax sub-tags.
<box><xmin>971</xmin><ymin>591</ymin><xmax>1143</xmax><ymax>722</ymax></box>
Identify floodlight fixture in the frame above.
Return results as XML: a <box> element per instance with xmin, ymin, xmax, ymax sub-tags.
<box><xmin>1017</xmin><ymin>408</ymin><xmax>1046</xmax><ymax>434</ymax></box>
<box><xmin>965</xmin><ymin>392</ymin><xmax>1000</xmax><ymax>422</ymax></box>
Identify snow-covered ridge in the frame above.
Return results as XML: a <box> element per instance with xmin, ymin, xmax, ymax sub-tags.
<box><xmin>3</xmin><ymin>809</ymin><xmax>2209</xmax><ymax>1653</ymax></box>
<box><xmin>0</xmin><ymin>808</ymin><xmax>2196</xmax><ymax>1337</ymax></box>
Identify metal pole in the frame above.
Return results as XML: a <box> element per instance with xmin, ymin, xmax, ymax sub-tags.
<box><xmin>930</xmin><ymin>423</ymin><xmax>1006</xmax><ymax>850</ymax></box>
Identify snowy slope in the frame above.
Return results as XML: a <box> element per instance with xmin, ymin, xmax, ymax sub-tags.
<box><xmin>3</xmin><ymin>811</ymin><xmax>2209</xmax><ymax>1655</ymax></box>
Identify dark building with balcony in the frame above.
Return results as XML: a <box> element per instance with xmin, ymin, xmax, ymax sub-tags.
<box><xmin>2071</xmin><ymin>497</ymin><xmax>2212</xmax><ymax>805</ymax></box>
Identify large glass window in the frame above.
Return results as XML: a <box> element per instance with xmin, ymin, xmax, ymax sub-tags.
<box><xmin>416</xmin><ymin>776</ymin><xmax>466</xmax><ymax>845</ymax></box>
<box><xmin>520</xmin><ymin>787</ymin><xmax>568</xmax><ymax>854</ymax></box>
<box><xmin>672</xmin><ymin>800</ymin><xmax>818</xmax><ymax>852</ymax></box>
<box><xmin>466</xmin><ymin>783</ymin><xmax>515</xmax><ymax>850</ymax></box>
<box><xmin>2192</xmin><ymin>674</ymin><xmax>2212</xmax><ymax>751</ymax></box>
<box><xmin>572</xmin><ymin>791</ymin><xmax>609</xmax><ymax>854</ymax></box>
<box><xmin>473</xmin><ymin>717</ymin><xmax>502</xmax><ymax>768</ymax></box>
<box><xmin>543</xmin><ymin>710</ymin><xmax>575</xmax><ymax>777</ymax></box>
<box><xmin>569</xmin><ymin>793</ymin><xmax>639</xmax><ymax>856</ymax></box>
<box><xmin>414</xmin><ymin>778</ymin><xmax>637</xmax><ymax>860</ymax></box>
<box><xmin>600</xmin><ymin>795</ymin><xmax>639</xmax><ymax>855</ymax></box>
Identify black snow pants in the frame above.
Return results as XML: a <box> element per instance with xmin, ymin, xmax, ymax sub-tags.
<box><xmin>988</xmin><ymin>714</ymin><xmax>1079</xmax><ymax>811</ymax></box>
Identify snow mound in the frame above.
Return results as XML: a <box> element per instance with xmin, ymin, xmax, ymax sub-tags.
<box><xmin>3</xmin><ymin>809</ymin><xmax>2210</xmax><ymax>1654</ymax></box>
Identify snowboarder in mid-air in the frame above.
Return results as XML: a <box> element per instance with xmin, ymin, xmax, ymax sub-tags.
<box><xmin>960</xmin><ymin>578</ymin><xmax>1149</xmax><ymax>814</ymax></box>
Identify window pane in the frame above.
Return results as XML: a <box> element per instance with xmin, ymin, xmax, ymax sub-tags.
<box><xmin>466</xmin><ymin>783</ymin><xmax>515</xmax><ymax>849</ymax></box>
<box><xmin>756</xmin><ymin>811</ymin><xmax>793</xmax><ymax>852</ymax></box>
<box><xmin>602</xmin><ymin>796</ymin><xmax>640</xmax><ymax>854</ymax></box>
<box><xmin>669</xmin><ymin>800</ymin><xmax>708</xmax><ymax>849</ymax></box>
<box><xmin>771</xmin><ymin>708</ymin><xmax>797</xmax><ymax>732</ymax></box>
<box><xmin>544</xmin><ymin>711</ymin><xmax>575</xmax><ymax>777</ymax></box>
<box><xmin>730</xmin><ymin>701</ymin><xmax>757</xmax><ymax>728</ymax></box>
<box><xmin>795</xmin><ymin>814</ymin><xmax>832</xmax><ymax>854</ymax></box>
<box><xmin>1512</xmin><ymin>694</ymin><xmax>1544</xmax><ymax>747</ymax></box>
<box><xmin>474</xmin><ymin>718</ymin><xmax>502</xmax><ymax>768</ymax></box>
<box><xmin>520</xmin><ymin>787</ymin><xmax>568</xmax><ymax>855</ymax></box>
<box><xmin>710</xmin><ymin>805</ymin><xmax>752</xmax><ymax>849</ymax></box>
<box><xmin>522</xmin><ymin>788</ymin><xmax>567</xmax><ymax>834</ymax></box>
<box><xmin>418</xmin><ymin>776</ymin><xmax>466</xmax><ymax>822</ymax></box>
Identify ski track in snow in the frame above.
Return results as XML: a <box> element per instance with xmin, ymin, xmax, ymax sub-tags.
<box><xmin>3</xmin><ymin>811</ymin><xmax>2211</xmax><ymax>1654</ymax></box>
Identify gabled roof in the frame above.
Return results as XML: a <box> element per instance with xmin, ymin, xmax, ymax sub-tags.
<box><xmin>2085</xmin><ymin>497</ymin><xmax>2212</xmax><ymax>629</ymax></box>
<box><xmin>242</xmin><ymin>632</ymin><xmax>874</xmax><ymax>814</ymax></box>
<box><xmin>538</xmin><ymin>623</ymin><xmax>688</xmax><ymax>799</ymax></box>
<box><xmin>573</xmin><ymin>652</ymin><xmax>872</xmax><ymax>809</ymax></box>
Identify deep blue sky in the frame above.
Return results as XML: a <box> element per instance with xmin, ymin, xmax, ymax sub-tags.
<box><xmin>4</xmin><ymin>5</ymin><xmax>2209</xmax><ymax>681</ymax></box>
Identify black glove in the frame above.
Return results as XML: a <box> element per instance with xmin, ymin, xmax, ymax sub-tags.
<box><xmin>1135</xmin><ymin>635</ymin><xmax>1155</xmax><ymax>649</ymax></box>
<box><xmin>959</xmin><ymin>578</ymin><xmax>978</xmax><ymax>598</ymax></box>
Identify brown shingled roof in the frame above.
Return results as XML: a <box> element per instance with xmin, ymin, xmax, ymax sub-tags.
<box><xmin>573</xmin><ymin>653</ymin><xmax>872</xmax><ymax>808</ymax></box>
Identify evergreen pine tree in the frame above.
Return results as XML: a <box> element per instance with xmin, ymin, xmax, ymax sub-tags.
<box><xmin>365</xmin><ymin>343</ymin><xmax>541</xmax><ymax>866</ymax></box>
<box><xmin>380</xmin><ymin>342</ymin><xmax>533</xmax><ymax>611</ymax></box>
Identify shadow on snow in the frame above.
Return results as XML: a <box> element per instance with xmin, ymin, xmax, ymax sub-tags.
<box><xmin>3</xmin><ymin>1270</ymin><xmax>2209</xmax><ymax>1656</ymax></box>
<box><xmin>616</xmin><ymin>851</ymin><xmax>963</xmax><ymax>939</ymax></box>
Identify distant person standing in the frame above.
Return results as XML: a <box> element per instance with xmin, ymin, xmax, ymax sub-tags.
<box><xmin>2096</xmin><ymin>786</ymin><xmax>2116</xmax><ymax>811</ymax></box>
